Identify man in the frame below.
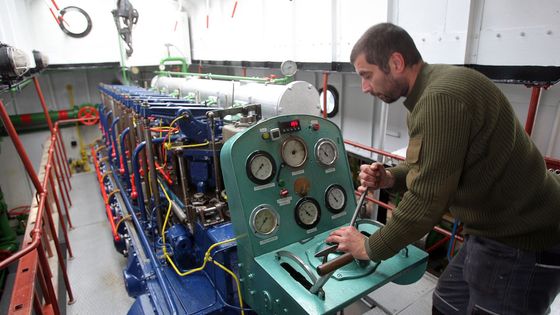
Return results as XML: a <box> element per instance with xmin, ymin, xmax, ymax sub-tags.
<box><xmin>325</xmin><ymin>23</ymin><xmax>560</xmax><ymax>314</ymax></box>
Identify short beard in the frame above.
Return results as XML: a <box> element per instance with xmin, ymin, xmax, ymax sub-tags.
<box><xmin>379</xmin><ymin>73</ymin><xmax>408</xmax><ymax>104</ymax></box>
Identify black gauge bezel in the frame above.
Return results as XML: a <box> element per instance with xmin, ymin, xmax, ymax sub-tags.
<box><xmin>246</xmin><ymin>150</ymin><xmax>277</xmax><ymax>185</ymax></box>
<box><xmin>294</xmin><ymin>197</ymin><xmax>321</xmax><ymax>229</ymax></box>
<box><xmin>325</xmin><ymin>184</ymin><xmax>347</xmax><ymax>214</ymax></box>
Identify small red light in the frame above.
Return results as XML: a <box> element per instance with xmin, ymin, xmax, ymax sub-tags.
<box><xmin>290</xmin><ymin>120</ymin><xmax>299</xmax><ymax>128</ymax></box>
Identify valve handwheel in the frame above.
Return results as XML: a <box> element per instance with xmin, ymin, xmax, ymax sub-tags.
<box><xmin>77</xmin><ymin>106</ymin><xmax>99</xmax><ymax>125</ymax></box>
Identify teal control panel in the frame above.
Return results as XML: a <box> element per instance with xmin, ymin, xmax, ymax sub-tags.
<box><xmin>221</xmin><ymin>115</ymin><xmax>428</xmax><ymax>314</ymax></box>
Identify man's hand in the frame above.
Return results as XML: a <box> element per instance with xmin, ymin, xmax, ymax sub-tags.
<box><xmin>325</xmin><ymin>226</ymin><xmax>369</xmax><ymax>260</ymax></box>
<box><xmin>358</xmin><ymin>162</ymin><xmax>394</xmax><ymax>192</ymax></box>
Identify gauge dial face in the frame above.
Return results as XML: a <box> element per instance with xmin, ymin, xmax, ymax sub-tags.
<box><xmin>325</xmin><ymin>184</ymin><xmax>347</xmax><ymax>213</ymax></box>
<box><xmin>315</xmin><ymin>138</ymin><xmax>338</xmax><ymax>166</ymax></box>
<box><xmin>281</xmin><ymin>136</ymin><xmax>308</xmax><ymax>168</ymax></box>
<box><xmin>280</xmin><ymin>60</ymin><xmax>298</xmax><ymax>76</ymax></box>
<box><xmin>294</xmin><ymin>197</ymin><xmax>321</xmax><ymax>229</ymax></box>
<box><xmin>246</xmin><ymin>151</ymin><xmax>276</xmax><ymax>184</ymax></box>
<box><xmin>250</xmin><ymin>205</ymin><xmax>279</xmax><ymax>237</ymax></box>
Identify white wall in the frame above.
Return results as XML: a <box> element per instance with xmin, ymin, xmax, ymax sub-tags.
<box><xmin>0</xmin><ymin>0</ymin><xmax>191</xmax><ymax>67</ymax></box>
<box><xmin>0</xmin><ymin>0</ymin><xmax>37</xmax><ymax>68</ymax></box>
<box><xmin>188</xmin><ymin>0</ymin><xmax>387</xmax><ymax>62</ymax></box>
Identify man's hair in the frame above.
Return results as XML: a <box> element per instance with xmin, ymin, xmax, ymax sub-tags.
<box><xmin>350</xmin><ymin>23</ymin><xmax>422</xmax><ymax>73</ymax></box>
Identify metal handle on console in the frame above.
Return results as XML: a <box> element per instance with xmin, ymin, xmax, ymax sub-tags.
<box><xmin>316</xmin><ymin>252</ymin><xmax>354</xmax><ymax>276</ymax></box>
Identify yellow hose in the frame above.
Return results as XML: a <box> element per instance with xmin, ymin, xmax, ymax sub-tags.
<box><xmin>157</xmin><ymin>180</ymin><xmax>245</xmax><ymax>314</ymax></box>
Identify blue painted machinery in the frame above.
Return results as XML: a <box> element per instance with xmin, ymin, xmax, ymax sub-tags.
<box><xmin>93</xmin><ymin>83</ymin><xmax>428</xmax><ymax>315</ymax></box>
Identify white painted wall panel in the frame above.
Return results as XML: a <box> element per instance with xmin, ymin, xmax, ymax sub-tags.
<box><xmin>0</xmin><ymin>0</ymin><xmax>37</xmax><ymax>68</ymax></box>
<box><xmin>1</xmin><ymin>0</ymin><xmax>190</xmax><ymax>66</ymax></box>
<box><xmin>475</xmin><ymin>0</ymin><xmax>560</xmax><ymax>65</ymax></box>
<box><xmin>397</xmin><ymin>0</ymin><xmax>470</xmax><ymax>64</ymax></box>
<box><xmin>126</xmin><ymin>1</ymin><xmax>191</xmax><ymax>67</ymax></box>
<box><xmin>27</xmin><ymin>0</ymin><xmax>120</xmax><ymax>65</ymax></box>
<box><xmin>335</xmin><ymin>0</ymin><xmax>388</xmax><ymax>62</ymax></box>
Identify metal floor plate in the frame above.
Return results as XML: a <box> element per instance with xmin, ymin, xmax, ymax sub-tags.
<box><xmin>66</xmin><ymin>172</ymin><xmax>134</xmax><ymax>315</ymax></box>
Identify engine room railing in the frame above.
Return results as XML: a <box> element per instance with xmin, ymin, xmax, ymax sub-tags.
<box><xmin>0</xmin><ymin>78</ymin><xmax>76</xmax><ymax>315</ymax></box>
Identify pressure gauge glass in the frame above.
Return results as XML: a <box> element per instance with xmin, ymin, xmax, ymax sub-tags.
<box><xmin>246</xmin><ymin>151</ymin><xmax>276</xmax><ymax>184</ymax></box>
<box><xmin>325</xmin><ymin>184</ymin><xmax>347</xmax><ymax>214</ymax></box>
<box><xmin>250</xmin><ymin>205</ymin><xmax>279</xmax><ymax>238</ymax></box>
<box><xmin>315</xmin><ymin>138</ymin><xmax>338</xmax><ymax>166</ymax></box>
<box><xmin>294</xmin><ymin>197</ymin><xmax>321</xmax><ymax>229</ymax></box>
<box><xmin>280</xmin><ymin>60</ymin><xmax>298</xmax><ymax>76</ymax></box>
<box><xmin>281</xmin><ymin>136</ymin><xmax>308</xmax><ymax>168</ymax></box>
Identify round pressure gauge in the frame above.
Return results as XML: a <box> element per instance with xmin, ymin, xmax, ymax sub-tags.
<box><xmin>246</xmin><ymin>151</ymin><xmax>276</xmax><ymax>184</ymax></box>
<box><xmin>280</xmin><ymin>60</ymin><xmax>298</xmax><ymax>76</ymax></box>
<box><xmin>281</xmin><ymin>136</ymin><xmax>308</xmax><ymax>168</ymax></box>
<box><xmin>250</xmin><ymin>205</ymin><xmax>279</xmax><ymax>238</ymax></box>
<box><xmin>325</xmin><ymin>184</ymin><xmax>347</xmax><ymax>214</ymax></box>
<box><xmin>315</xmin><ymin>138</ymin><xmax>338</xmax><ymax>166</ymax></box>
<box><xmin>294</xmin><ymin>197</ymin><xmax>321</xmax><ymax>229</ymax></box>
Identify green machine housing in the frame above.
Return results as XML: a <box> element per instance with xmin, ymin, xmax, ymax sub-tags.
<box><xmin>221</xmin><ymin>114</ymin><xmax>428</xmax><ymax>314</ymax></box>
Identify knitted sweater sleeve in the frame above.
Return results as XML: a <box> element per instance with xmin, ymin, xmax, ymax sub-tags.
<box><xmin>365</xmin><ymin>93</ymin><xmax>471</xmax><ymax>261</ymax></box>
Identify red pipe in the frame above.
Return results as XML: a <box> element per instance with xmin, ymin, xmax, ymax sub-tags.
<box><xmin>155</xmin><ymin>161</ymin><xmax>173</xmax><ymax>185</ymax></box>
<box><xmin>344</xmin><ymin>139</ymin><xmax>405</xmax><ymax>161</ymax></box>
<box><xmin>55</xmin><ymin>129</ymin><xmax>73</xmax><ymax>190</ymax></box>
<box><xmin>322</xmin><ymin>72</ymin><xmax>329</xmax><ymax>119</ymax></box>
<box><xmin>33</xmin><ymin>77</ymin><xmax>54</xmax><ymax>133</ymax></box>
<box><xmin>33</xmin><ymin>77</ymin><xmax>72</xmax><ymax>190</ymax></box>
<box><xmin>545</xmin><ymin>156</ymin><xmax>560</xmax><ymax>170</ymax></box>
<box><xmin>49</xmin><ymin>171</ymin><xmax>74</xmax><ymax>257</ymax></box>
<box><xmin>51</xmin><ymin>154</ymin><xmax>71</xmax><ymax>224</ymax></box>
<box><xmin>0</xmin><ymin>100</ymin><xmax>44</xmax><ymax>190</ymax></box>
<box><xmin>525</xmin><ymin>86</ymin><xmax>541</xmax><ymax>135</ymax></box>
<box><xmin>0</xmin><ymin>104</ymin><xmax>79</xmax><ymax>313</ymax></box>
<box><xmin>433</xmin><ymin>225</ymin><xmax>464</xmax><ymax>242</ymax></box>
<box><xmin>91</xmin><ymin>146</ymin><xmax>120</xmax><ymax>241</ymax></box>
<box><xmin>231</xmin><ymin>1</ymin><xmax>238</xmax><ymax>18</ymax></box>
<box><xmin>50</xmin><ymin>0</ymin><xmax>60</xmax><ymax>11</ymax></box>
<box><xmin>426</xmin><ymin>235</ymin><xmax>450</xmax><ymax>253</ymax></box>
<box><xmin>353</xmin><ymin>189</ymin><xmax>464</xmax><ymax>242</ymax></box>
<box><xmin>52</xmin><ymin>137</ymin><xmax>72</xmax><ymax>206</ymax></box>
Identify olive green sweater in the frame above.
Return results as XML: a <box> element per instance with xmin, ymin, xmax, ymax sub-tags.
<box><xmin>365</xmin><ymin>63</ymin><xmax>560</xmax><ymax>261</ymax></box>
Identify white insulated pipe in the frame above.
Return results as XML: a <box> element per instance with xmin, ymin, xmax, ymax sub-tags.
<box><xmin>150</xmin><ymin>76</ymin><xmax>321</xmax><ymax>118</ymax></box>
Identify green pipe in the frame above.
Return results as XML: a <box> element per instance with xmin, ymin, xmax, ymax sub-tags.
<box><xmin>5</xmin><ymin>103</ymin><xmax>95</xmax><ymax>127</ymax></box>
<box><xmin>155</xmin><ymin>70</ymin><xmax>293</xmax><ymax>85</ymax></box>
<box><xmin>117</xmin><ymin>32</ymin><xmax>129</xmax><ymax>85</ymax></box>
<box><xmin>160</xmin><ymin>56</ymin><xmax>189</xmax><ymax>73</ymax></box>
<box><xmin>9</xmin><ymin>78</ymin><xmax>34</xmax><ymax>93</ymax></box>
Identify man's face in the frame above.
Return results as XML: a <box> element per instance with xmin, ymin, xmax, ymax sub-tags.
<box><xmin>353</xmin><ymin>53</ymin><xmax>406</xmax><ymax>104</ymax></box>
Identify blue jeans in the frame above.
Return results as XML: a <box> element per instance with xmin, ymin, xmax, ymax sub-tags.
<box><xmin>432</xmin><ymin>235</ymin><xmax>560</xmax><ymax>314</ymax></box>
